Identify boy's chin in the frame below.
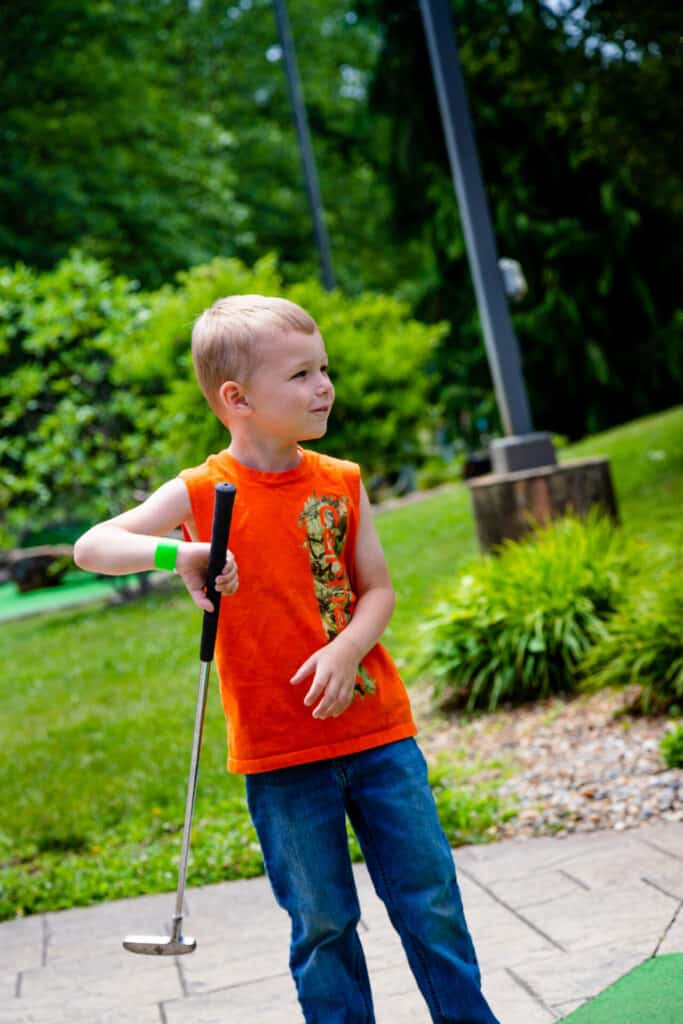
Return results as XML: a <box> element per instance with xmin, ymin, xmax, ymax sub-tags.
<box><xmin>300</xmin><ymin>424</ymin><xmax>328</xmax><ymax>441</ymax></box>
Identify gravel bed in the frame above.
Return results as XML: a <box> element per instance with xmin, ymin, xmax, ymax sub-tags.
<box><xmin>416</xmin><ymin>688</ymin><xmax>683</xmax><ymax>839</ymax></box>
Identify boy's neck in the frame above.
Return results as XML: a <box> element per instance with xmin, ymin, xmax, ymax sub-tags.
<box><xmin>227</xmin><ymin>436</ymin><xmax>303</xmax><ymax>473</ymax></box>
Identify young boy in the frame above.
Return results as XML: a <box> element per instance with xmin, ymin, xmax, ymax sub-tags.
<box><xmin>74</xmin><ymin>295</ymin><xmax>500</xmax><ymax>1024</ymax></box>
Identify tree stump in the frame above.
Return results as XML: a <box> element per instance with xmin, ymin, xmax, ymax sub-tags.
<box><xmin>467</xmin><ymin>456</ymin><xmax>619</xmax><ymax>552</ymax></box>
<box><xmin>7</xmin><ymin>545</ymin><xmax>74</xmax><ymax>592</ymax></box>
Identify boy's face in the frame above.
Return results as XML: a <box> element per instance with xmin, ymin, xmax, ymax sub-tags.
<box><xmin>241</xmin><ymin>329</ymin><xmax>335</xmax><ymax>443</ymax></box>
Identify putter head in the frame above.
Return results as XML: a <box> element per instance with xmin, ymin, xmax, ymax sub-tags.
<box><xmin>123</xmin><ymin>934</ymin><xmax>196</xmax><ymax>956</ymax></box>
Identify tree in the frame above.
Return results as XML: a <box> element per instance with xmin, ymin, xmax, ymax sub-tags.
<box><xmin>0</xmin><ymin>1</ymin><xmax>407</xmax><ymax>295</ymax></box>
<box><xmin>355</xmin><ymin>0</ymin><xmax>683</xmax><ymax>439</ymax></box>
<box><xmin>0</xmin><ymin>1</ymin><xmax>247</xmax><ymax>287</ymax></box>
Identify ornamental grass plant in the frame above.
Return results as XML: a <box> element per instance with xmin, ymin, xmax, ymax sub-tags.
<box><xmin>660</xmin><ymin>725</ymin><xmax>683</xmax><ymax>769</ymax></box>
<box><xmin>420</xmin><ymin>512</ymin><xmax>642</xmax><ymax>712</ymax></box>
<box><xmin>580</xmin><ymin>567</ymin><xmax>683</xmax><ymax>714</ymax></box>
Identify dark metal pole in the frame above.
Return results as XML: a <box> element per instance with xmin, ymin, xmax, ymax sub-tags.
<box><xmin>272</xmin><ymin>0</ymin><xmax>335</xmax><ymax>291</ymax></box>
<box><xmin>419</xmin><ymin>0</ymin><xmax>555</xmax><ymax>470</ymax></box>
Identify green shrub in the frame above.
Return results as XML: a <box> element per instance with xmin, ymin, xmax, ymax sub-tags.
<box><xmin>580</xmin><ymin>568</ymin><xmax>683</xmax><ymax>714</ymax></box>
<box><xmin>416</xmin><ymin>453</ymin><xmax>466</xmax><ymax>490</ymax></box>
<box><xmin>0</xmin><ymin>252</ymin><xmax>151</xmax><ymax>546</ymax></box>
<box><xmin>420</xmin><ymin>513</ymin><xmax>641</xmax><ymax>711</ymax></box>
<box><xmin>660</xmin><ymin>725</ymin><xmax>683</xmax><ymax>769</ymax></box>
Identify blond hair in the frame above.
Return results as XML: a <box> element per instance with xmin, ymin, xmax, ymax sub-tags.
<box><xmin>191</xmin><ymin>295</ymin><xmax>317</xmax><ymax>411</ymax></box>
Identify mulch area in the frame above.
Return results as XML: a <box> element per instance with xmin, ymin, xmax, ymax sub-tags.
<box><xmin>414</xmin><ymin>687</ymin><xmax>683</xmax><ymax>840</ymax></box>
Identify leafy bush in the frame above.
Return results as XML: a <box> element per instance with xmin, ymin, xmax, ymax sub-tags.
<box><xmin>420</xmin><ymin>513</ymin><xmax>641</xmax><ymax>711</ymax></box>
<box><xmin>0</xmin><ymin>252</ymin><xmax>152</xmax><ymax>546</ymax></box>
<box><xmin>416</xmin><ymin>453</ymin><xmax>466</xmax><ymax>490</ymax></box>
<box><xmin>580</xmin><ymin>568</ymin><xmax>683</xmax><ymax>714</ymax></box>
<box><xmin>660</xmin><ymin>725</ymin><xmax>683</xmax><ymax>769</ymax></box>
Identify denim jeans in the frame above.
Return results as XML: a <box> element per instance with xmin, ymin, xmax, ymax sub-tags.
<box><xmin>246</xmin><ymin>738</ymin><xmax>500</xmax><ymax>1024</ymax></box>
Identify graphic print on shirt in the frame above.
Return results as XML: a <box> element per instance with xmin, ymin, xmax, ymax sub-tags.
<box><xmin>298</xmin><ymin>492</ymin><xmax>376</xmax><ymax>698</ymax></box>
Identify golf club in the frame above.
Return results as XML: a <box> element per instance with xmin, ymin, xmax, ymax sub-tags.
<box><xmin>124</xmin><ymin>481</ymin><xmax>237</xmax><ymax>956</ymax></box>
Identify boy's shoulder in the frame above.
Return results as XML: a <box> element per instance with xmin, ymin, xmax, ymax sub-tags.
<box><xmin>307</xmin><ymin>449</ymin><xmax>359</xmax><ymax>480</ymax></box>
<box><xmin>178</xmin><ymin>450</ymin><xmax>236</xmax><ymax>488</ymax></box>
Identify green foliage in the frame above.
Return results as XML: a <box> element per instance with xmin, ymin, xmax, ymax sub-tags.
<box><xmin>580</xmin><ymin>568</ymin><xmax>683</xmax><ymax>714</ymax></box>
<box><xmin>0</xmin><ymin>252</ymin><xmax>154</xmax><ymax>546</ymax></box>
<box><xmin>660</xmin><ymin>725</ymin><xmax>683</xmax><ymax>770</ymax></box>
<box><xmin>427</xmin><ymin>750</ymin><xmax>518</xmax><ymax>846</ymax></box>
<box><xmin>420</xmin><ymin>513</ymin><xmax>641</xmax><ymax>712</ymax></box>
<box><xmin>0</xmin><ymin>0</ymin><xmax>407</xmax><ymax>295</ymax></box>
<box><xmin>0</xmin><ymin>798</ymin><xmax>262</xmax><ymax>920</ymax></box>
<box><xmin>0</xmin><ymin>0</ymin><xmax>248</xmax><ymax>288</ymax></box>
<box><xmin>416</xmin><ymin>454</ymin><xmax>466</xmax><ymax>490</ymax></box>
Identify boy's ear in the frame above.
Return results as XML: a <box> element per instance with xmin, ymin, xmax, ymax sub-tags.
<box><xmin>218</xmin><ymin>380</ymin><xmax>250</xmax><ymax>414</ymax></box>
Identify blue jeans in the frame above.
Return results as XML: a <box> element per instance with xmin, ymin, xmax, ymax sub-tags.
<box><xmin>246</xmin><ymin>738</ymin><xmax>499</xmax><ymax>1024</ymax></box>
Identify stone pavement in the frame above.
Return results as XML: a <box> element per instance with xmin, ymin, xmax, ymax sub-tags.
<box><xmin>4</xmin><ymin>821</ymin><xmax>682</xmax><ymax>1024</ymax></box>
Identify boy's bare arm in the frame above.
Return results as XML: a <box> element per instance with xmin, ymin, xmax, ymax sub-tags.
<box><xmin>73</xmin><ymin>479</ymin><xmax>237</xmax><ymax>612</ymax></box>
<box><xmin>290</xmin><ymin>483</ymin><xmax>395</xmax><ymax>719</ymax></box>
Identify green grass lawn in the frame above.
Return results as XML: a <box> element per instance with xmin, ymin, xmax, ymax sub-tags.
<box><xmin>1</xmin><ymin>405</ymin><xmax>681</xmax><ymax>920</ymax></box>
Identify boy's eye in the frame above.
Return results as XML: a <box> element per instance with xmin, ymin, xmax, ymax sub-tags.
<box><xmin>292</xmin><ymin>370</ymin><xmax>307</xmax><ymax>379</ymax></box>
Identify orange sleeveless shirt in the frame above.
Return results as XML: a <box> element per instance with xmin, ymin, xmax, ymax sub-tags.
<box><xmin>179</xmin><ymin>448</ymin><xmax>417</xmax><ymax>774</ymax></box>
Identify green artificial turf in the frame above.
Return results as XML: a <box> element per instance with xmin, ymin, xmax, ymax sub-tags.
<box><xmin>560</xmin><ymin>955</ymin><xmax>683</xmax><ymax>1023</ymax></box>
<box><xmin>0</xmin><ymin>572</ymin><xmax>141</xmax><ymax>623</ymax></box>
<box><xmin>0</xmin><ymin>405</ymin><xmax>681</xmax><ymax>920</ymax></box>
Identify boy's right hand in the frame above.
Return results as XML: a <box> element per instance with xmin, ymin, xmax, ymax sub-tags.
<box><xmin>175</xmin><ymin>543</ymin><xmax>239</xmax><ymax>613</ymax></box>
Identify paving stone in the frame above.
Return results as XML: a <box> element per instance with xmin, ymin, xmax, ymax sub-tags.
<box><xmin>0</xmin><ymin>1003</ymin><xmax>161</xmax><ymax>1024</ymax></box>
<box><xmin>1</xmin><ymin>970</ymin><xmax>20</xmax><ymax>1001</ymax></box>
<box><xmin>505</xmin><ymin>941</ymin><xmax>653</xmax><ymax>1006</ymax></box>
<box><xmin>187</xmin><ymin>875</ymin><xmax>283</xmax><ymax>926</ymax></box>
<box><xmin>483</xmin><ymin>967</ymin><xmax>556</xmax><ymax>1024</ymax></box>
<box><xmin>162</xmin><ymin>973</ymin><xmax>301</xmax><ymax>1024</ymax></box>
<box><xmin>368</xmin><ymin>961</ymin><xmax>422</xmax><ymax>1001</ymax></box>
<box><xmin>515</xmin><ymin>881</ymin><xmax>674</xmax><ymax>951</ymax></box>
<box><xmin>633</xmin><ymin>821</ymin><xmax>683</xmax><ymax>860</ymax></box>
<box><xmin>448</xmin><ymin>877</ymin><xmax>565</xmax><ymax>966</ymax></box>
<box><xmin>542</xmin><ymin>831</ymin><xmax>683</xmax><ymax>892</ymax></box>
<box><xmin>455</xmin><ymin>832</ymin><xmax>613</xmax><ymax>885</ymax></box>
<box><xmin>18</xmin><ymin>950</ymin><xmax>182</xmax><ymax>1013</ymax></box>
<box><xmin>5</xmin><ymin>914</ymin><xmax>44</xmax><ymax>973</ymax></box>
<box><xmin>657</xmin><ymin>902</ymin><xmax>683</xmax><ymax>956</ymax></box>
<box><xmin>43</xmin><ymin>890</ymin><xmax>178</xmax><ymax>963</ymax></box>
<box><xmin>180</xmin><ymin>946</ymin><xmax>292</xmax><ymax>997</ymax></box>
<box><xmin>479</xmin><ymin>866</ymin><xmax>589</xmax><ymax>911</ymax></box>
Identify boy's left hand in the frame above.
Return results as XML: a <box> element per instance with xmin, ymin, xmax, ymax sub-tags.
<box><xmin>290</xmin><ymin>638</ymin><xmax>361</xmax><ymax>719</ymax></box>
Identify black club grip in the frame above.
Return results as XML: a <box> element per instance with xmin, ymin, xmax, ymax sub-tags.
<box><xmin>200</xmin><ymin>482</ymin><xmax>237</xmax><ymax>662</ymax></box>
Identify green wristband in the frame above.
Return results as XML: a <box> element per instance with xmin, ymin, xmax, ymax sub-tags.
<box><xmin>154</xmin><ymin>540</ymin><xmax>179</xmax><ymax>572</ymax></box>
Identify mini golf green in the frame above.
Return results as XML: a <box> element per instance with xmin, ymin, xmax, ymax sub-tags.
<box><xmin>560</xmin><ymin>954</ymin><xmax>683</xmax><ymax>1023</ymax></box>
<box><xmin>0</xmin><ymin>572</ymin><xmax>146</xmax><ymax>622</ymax></box>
